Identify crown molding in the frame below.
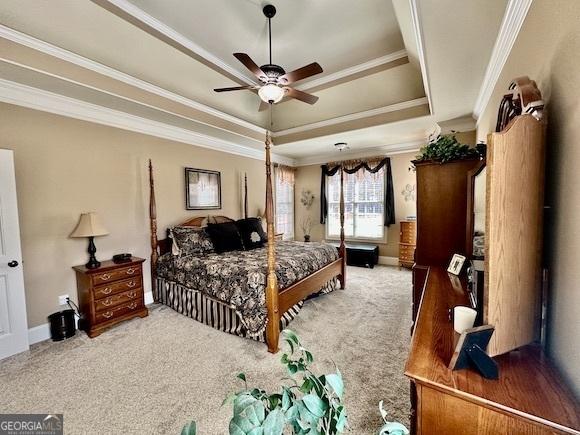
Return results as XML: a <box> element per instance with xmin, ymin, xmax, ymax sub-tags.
<box><xmin>473</xmin><ymin>0</ymin><xmax>533</xmax><ymax>121</ymax></box>
<box><xmin>296</xmin><ymin>50</ymin><xmax>408</xmax><ymax>91</ymax></box>
<box><xmin>0</xmin><ymin>24</ymin><xmax>267</xmax><ymax>136</ymax></box>
<box><xmin>92</xmin><ymin>0</ymin><xmax>257</xmax><ymax>86</ymax></box>
<box><xmin>272</xmin><ymin>97</ymin><xmax>428</xmax><ymax>137</ymax></box>
<box><xmin>409</xmin><ymin>0</ymin><xmax>433</xmax><ymax>114</ymax></box>
<box><xmin>0</xmin><ymin>79</ymin><xmax>294</xmax><ymax>165</ymax></box>
<box><xmin>292</xmin><ymin>138</ymin><xmax>425</xmax><ymax>166</ymax></box>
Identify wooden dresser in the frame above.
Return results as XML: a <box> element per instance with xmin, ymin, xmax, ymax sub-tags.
<box><xmin>73</xmin><ymin>257</ymin><xmax>148</xmax><ymax>337</ymax></box>
<box><xmin>406</xmin><ymin>267</ymin><xmax>579</xmax><ymax>434</ymax></box>
<box><xmin>399</xmin><ymin>220</ymin><xmax>416</xmax><ymax>268</ymax></box>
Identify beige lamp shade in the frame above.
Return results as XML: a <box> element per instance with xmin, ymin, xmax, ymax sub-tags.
<box><xmin>70</xmin><ymin>212</ymin><xmax>109</xmax><ymax>238</ymax></box>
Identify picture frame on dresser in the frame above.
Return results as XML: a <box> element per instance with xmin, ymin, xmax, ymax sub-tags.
<box><xmin>185</xmin><ymin>167</ymin><xmax>222</xmax><ymax>210</ymax></box>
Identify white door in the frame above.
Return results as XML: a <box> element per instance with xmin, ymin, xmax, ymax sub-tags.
<box><xmin>0</xmin><ymin>149</ymin><xmax>29</xmax><ymax>359</ymax></box>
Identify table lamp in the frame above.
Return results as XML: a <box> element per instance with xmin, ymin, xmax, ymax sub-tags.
<box><xmin>70</xmin><ymin>212</ymin><xmax>109</xmax><ymax>269</ymax></box>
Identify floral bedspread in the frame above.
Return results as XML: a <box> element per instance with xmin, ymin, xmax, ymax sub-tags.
<box><xmin>156</xmin><ymin>241</ymin><xmax>339</xmax><ymax>335</ymax></box>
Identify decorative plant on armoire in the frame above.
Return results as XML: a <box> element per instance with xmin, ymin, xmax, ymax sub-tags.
<box><xmin>415</xmin><ymin>133</ymin><xmax>482</xmax><ymax>164</ymax></box>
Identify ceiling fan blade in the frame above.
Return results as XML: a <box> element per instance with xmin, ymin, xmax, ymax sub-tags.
<box><xmin>285</xmin><ymin>87</ymin><xmax>319</xmax><ymax>105</ymax></box>
<box><xmin>214</xmin><ymin>85</ymin><xmax>257</xmax><ymax>92</ymax></box>
<box><xmin>278</xmin><ymin>62</ymin><xmax>323</xmax><ymax>85</ymax></box>
<box><xmin>233</xmin><ymin>53</ymin><xmax>268</xmax><ymax>82</ymax></box>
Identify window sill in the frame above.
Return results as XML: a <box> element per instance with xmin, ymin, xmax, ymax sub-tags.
<box><xmin>326</xmin><ymin>236</ymin><xmax>387</xmax><ymax>245</ymax></box>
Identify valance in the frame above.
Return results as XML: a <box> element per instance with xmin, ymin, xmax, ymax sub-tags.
<box><xmin>320</xmin><ymin>156</ymin><xmax>395</xmax><ymax>227</ymax></box>
<box><xmin>274</xmin><ymin>164</ymin><xmax>296</xmax><ymax>185</ymax></box>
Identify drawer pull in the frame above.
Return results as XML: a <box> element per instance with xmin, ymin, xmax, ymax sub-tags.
<box><xmin>102</xmin><ymin>287</ymin><xmax>112</xmax><ymax>295</ymax></box>
<box><xmin>99</xmin><ymin>273</ymin><xmax>111</xmax><ymax>281</ymax></box>
<box><xmin>128</xmin><ymin>291</ymin><xmax>137</xmax><ymax>299</ymax></box>
<box><xmin>102</xmin><ymin>298</ymin><xmax>113</xmax><ymax>306</ymax></box>
<box><xmin>128</xmin><ymin>302</ymin><xmax>137</xmax><ymax>310</ymax></box>
<box><xmin>127</xmin><ymin>281</ymin><xmax>136</xmax><ymax>288</ymax></box>
<box><xmin>103</xmin><ymin>311</ymin><xmax>113</xmax><ymax>319</ymax></box>
<box><xmin>126</xmin><ymin>268</ymin><xmax>136</xmax><ymax>275</ymax></box>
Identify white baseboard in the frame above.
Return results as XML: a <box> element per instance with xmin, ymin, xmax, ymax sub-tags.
<box><xmin>28</xmin><ymin>323</ymin><xmax>51</xmax><ymax>345</ymax></box>
<box><xmin>378</xmin><ymin>256</ymin><xmax>399</xmax><ymax>266</ymax></box>
<box><xmin>27</xmin><ymin>291</ymin><xmax>154</xmax><ymax>345</ymax></box>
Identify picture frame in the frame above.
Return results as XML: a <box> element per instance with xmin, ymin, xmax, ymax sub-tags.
<box><xmin>185</xmin><ymin>167</ymin><xmax>221</xmax><ymax>210</ymax></box>
<box><xmin>447</xmin><ymin>253</ymin><xmax>467</xmax><ymax>275</ymax></box>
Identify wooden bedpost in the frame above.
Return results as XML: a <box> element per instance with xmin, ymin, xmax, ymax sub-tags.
<box><xmin>149</xmin><ymin>159</ymin><xmax>159</xmax><ymax>302</ymax></box>
<box><xmin>264</xmin><ymin>133</ymin><xmax>280</xmax><ymax>353</ymax></box>
<box><xmin>338</xmin><ymin>167</ymin><xmax>346</xmax><ymax>289</ymax></box>
<box><xmin>244</xmin><ymin>172</ymin><xmax>248</xmax><ymax>219</ymax></box>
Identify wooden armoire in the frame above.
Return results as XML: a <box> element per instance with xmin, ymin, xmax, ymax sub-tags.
<box><xmin>411</xmin><ymin>159</ymin><xmax>481</xmax><ymax>323</ymax></box>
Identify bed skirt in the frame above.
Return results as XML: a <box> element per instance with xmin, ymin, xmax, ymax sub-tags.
<box><xmin>155</xmin><ymin>276</ymin><xmax>337</xmax><ymax>343</ymax></box>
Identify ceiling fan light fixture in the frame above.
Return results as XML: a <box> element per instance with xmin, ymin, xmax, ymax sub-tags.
<box><xmin>258</xmin><ymin>84</ymin><xmax>285</xmax><ymax>104</ymax></box>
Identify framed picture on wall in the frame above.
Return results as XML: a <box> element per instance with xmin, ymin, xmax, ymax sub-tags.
<box><xmin>185</xmin><ymin>168</ymin><xmax>221</xmax><ymax>210</ymax></box>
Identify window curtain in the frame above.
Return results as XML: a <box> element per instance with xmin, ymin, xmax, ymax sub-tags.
<box><xmin>320</xmin><ymin>156</ymin><xmax>395</xmax><ymax>226</ymax></box>
<box><xmin>274</xmin><ymin>164</ymin><xmax>296</xmax><ymax>240</ymax></box>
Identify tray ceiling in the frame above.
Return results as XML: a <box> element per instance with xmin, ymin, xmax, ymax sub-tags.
<box><xmin>0</xmin><ymin>0</ymin><xmax>509</xmax><ymax>164</ymax></box>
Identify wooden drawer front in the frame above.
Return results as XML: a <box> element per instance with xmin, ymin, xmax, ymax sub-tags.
<box><xmin>95</xmin><ymin>300</ymin><xmax>143</xmax><ymax>323</ymax></box>
<box><xmin>400</xmin><ymin>223</ymin><xmax>417</xmax><ymax>244</ymax></box>
<box><xmin>399</xmin><ymin>244</ymin><xmax>416</xmax><ymax>261</ymax></box>
<box><xmin>92</xmin><ymin>265</ymin><xmax>141</xmax><ymax>285</ymax></box>
<box><xmin>93</xmin><ymin>277</ymin><xmax>141</xmax><ymax>300</ymax></box>
<box><xmin>95</xmin><ymin>288</ymin><xmax>142</xmax><ymax>312</ymax></box>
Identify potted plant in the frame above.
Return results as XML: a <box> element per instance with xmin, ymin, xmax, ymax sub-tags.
<box><xmin>181</xmin><ymin>330</ymin><xmax>407</xmax><ymax>435</ymax></box>
<box><xmin>414</xmin><ymin>133</ymin><xmax>482</xmax><ymax>164</ymax></box>
<box><xmin>182</xmin><ymin>330</ymin><xmax>347</xmax><ymax>434</ymax></box>
<box><xmin>301</xmin><ymin>217</ymin><xmax>313</xmax><ymax>242</ymax></box>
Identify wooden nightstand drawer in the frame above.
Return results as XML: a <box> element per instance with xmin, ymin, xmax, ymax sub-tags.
<box><xmin>95</xmin><ymin>288</ymin><xmax>143</xmax><ymax>312</ymax></box>
<box><xmin>91</xmin><ymin>264</ymin><xmax>141</xmax><ymax>285</ymax></box>
<box><xmin>95</xmin><ymin>300</ymin><xmax>144</xmax><ymax>324</ymax></box>
<box><xmin>93</xmin><ymin>276</ymin><xmax>141</xmax><ymax>300</ymax></box>
<box><xmin>74</xmin><ymin>257</ymin><xmax>147</xmax><ymax>338</ymax></box>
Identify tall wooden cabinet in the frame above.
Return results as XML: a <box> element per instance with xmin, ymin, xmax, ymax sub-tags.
<box><xmin>485</xmin><ymin>114</ymin><xmax>545</xmax><ymax>356</ymax></box>
<box><xmin>398</xmin><ymin>220</ymin><xmax>416</xmax><ymax>268</ymax></box>
<box><xmin>414</xmin><ymin>159</ymin><xmax>481</xmax><ymax>267</ymax></box>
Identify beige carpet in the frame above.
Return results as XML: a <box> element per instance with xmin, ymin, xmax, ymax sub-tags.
<box><xmin>0</xmin><ymin>265</ymin><xmax>412</xmax><ymax>434</ymax></box>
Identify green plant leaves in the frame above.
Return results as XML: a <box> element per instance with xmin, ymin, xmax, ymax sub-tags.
<box><xmin>415</xmin><ymin>134</ymin><xmax>480</xmax><ymax>163</ymax></box>
<box><xmin>233</xmin><ymin>394</ymin><xmax>266</xmax><ymax>427</ymax></box>
<box><xmin>325</xmin><ymin>373</ymin><xmax>344</xmax><ymax>400</ymax></box>
<box><xmin>302</xmin><ymin>394</ymin><xmax>328</xmax><ymax>418</ymax></box>
<box><xmin>181</xmin><ymin>421</ymin><xmax>196</xmax><ymax>435</ymax></box>
<box><xmin>262</xmin><ymin>409</ymin><xmax>285</xmax><ymax>435</ymax></box>
<box><xmin>222</xmin><ymin>331</ymin><xmax>354</xmax><ymax>435</ymax></box>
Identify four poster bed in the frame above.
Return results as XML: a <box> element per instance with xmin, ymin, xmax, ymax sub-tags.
<box><xmin>148</xmin><ymin>134</ymin><xmax>346</xmax><ymax>353</ymax></box>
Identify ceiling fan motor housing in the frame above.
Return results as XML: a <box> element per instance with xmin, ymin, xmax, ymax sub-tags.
<box><xmin>260</xmin><ymin>64</ymin><xmax>286</xmax><ymax>83</ymax></box>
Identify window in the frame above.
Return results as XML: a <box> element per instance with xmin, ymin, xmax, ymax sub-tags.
<box><xmin>326</xmin><ymin>168</ymin><xmax>385</xmax><ymax>240</ymax></box>
<box><xmin>275</xmin><ymin>167</ymin><xmax>294</xmax><ymax>240</ymax></box>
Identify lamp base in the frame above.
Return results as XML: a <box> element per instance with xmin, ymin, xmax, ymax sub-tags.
<box><xmin>85</xmin><ymin>258</ymin><xmax>101</xmax><ymax>269</ymax></box>
<box><xmin>86</xmin><ymin>236</ymin><xmax>101</xmax><ymax>269</ymax></box>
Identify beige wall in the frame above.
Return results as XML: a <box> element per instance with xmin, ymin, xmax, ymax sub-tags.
<box><xmin>294</xmin><ymin>152</ymin><xmax>418</xmax><ymax>259</ymax></box>
<box><xmin>476</xmin><ymin>0</ymin><xmax>580</xmax><ymax>396</ymax></box>
<box><xmin>0</xmin><ymin>103</ymin><xmax>267</xmax><ymax>328</ymax></box>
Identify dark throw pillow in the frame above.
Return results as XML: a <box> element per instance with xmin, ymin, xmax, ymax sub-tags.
<box><xmin>236</xmin><ymin>217</ymin><xmax>268</xmax><ymax>250</ymax></box>
<box><xmin>170</xmin><ymin>226</ymin><xmax>214</xmax><ymax>256</ymax></box>
<box><xmin>206</xmin><ymin>222</ymin><xmax>244</xmax><ymax>253</ymax></box>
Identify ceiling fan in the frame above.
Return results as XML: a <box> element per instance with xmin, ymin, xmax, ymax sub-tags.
<box><xmin>214</xmin><ymin>4</ymin><xmax>323</xmax><ymax>111</ymax></box>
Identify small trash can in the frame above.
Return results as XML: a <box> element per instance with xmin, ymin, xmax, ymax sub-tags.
<box><xmin>48</xmin><ymin>309</ymin><xmax>76</xmax><ymax>341</ymax></box>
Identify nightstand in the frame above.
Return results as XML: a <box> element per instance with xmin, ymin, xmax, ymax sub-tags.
<box><xmin>73</xmin><ymin>257</ymin><xmax>148</xmax><ymax>337</ymax></box>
